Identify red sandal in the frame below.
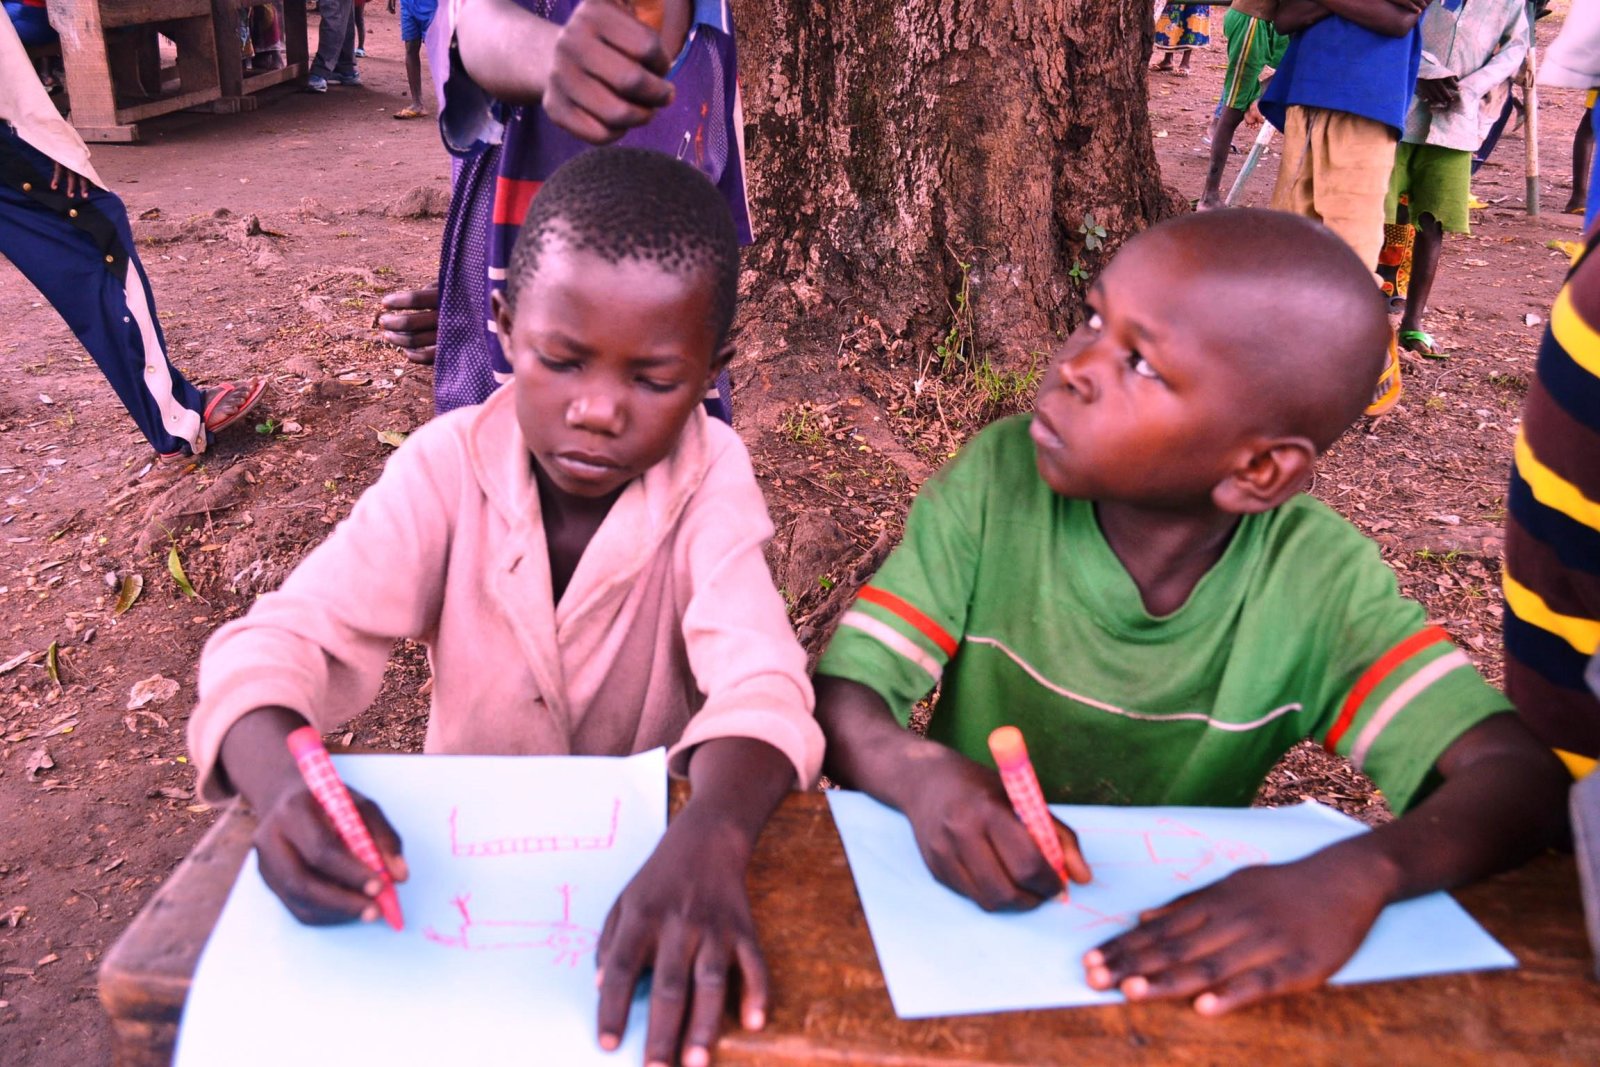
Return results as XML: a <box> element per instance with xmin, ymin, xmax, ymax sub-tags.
<box><xmin>202</xmin><ymin>377</ymin><xmax>269</xmax><ymax>435</ymax></box>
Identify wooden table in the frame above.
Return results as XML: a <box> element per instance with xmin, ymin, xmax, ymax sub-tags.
<box><xmin>47</xmin><ymin>0</ymin><xmax>310</xmax><ymax>142</ymax></box>
<box><xmin>100</xmin><ymin>790</ymin><xmax>1600</xmax><ymax>1066</ymax></box>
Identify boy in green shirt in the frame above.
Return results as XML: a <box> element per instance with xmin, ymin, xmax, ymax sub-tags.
<box><xmin>815</xmin><ymin>208</ymin><xmax>1568</xmax><ymax>1016</ymax></box>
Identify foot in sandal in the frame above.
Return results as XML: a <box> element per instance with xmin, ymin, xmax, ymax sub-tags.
<box><xmin>201</xmin><ymin>377</ymin><xmax>270</xmax><ymax>435</ymax></box>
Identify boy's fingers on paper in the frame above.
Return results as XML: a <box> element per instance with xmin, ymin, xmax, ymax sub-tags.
<box><xmin>351</xmin><ymin>793</ymin><xmax>405</xmax><ymax>872</ymax></box>
<box><xmin>1111</xmin><ymin>924</ymin><xmax>1263</xmax><ymax>1000</ymax></box>
<box><xmin>1193</xmin><ymin>963</ymin><xmax>1306</xmax><ymax>1016</ymax></box>
<box><xmin>1052</xmin><ymin>819</ymin><xmax>1093</xmax><ymax>884</ymax></box>
<box><xmin>595</xmin><ymin>918</ymin><xmax>652</xmax><ymax>1048</ymax></box>
<box><xmin>986</xmin><ymin>818</ymin><xmax>1063</xmax><ymax>905</ymax></box>
<box><xmin>734</xmin><ymin>938</ymin><xmax>768</xmax><ymax>1031</ymax></box>
<box><xmin>641</xmin><ymin>924</ymin><xmax>695</xmax><ymax>1066</ymax></box>
<box><xmin>256</xmin><ymin>835</ymin><xmax>377</xmax><ymax>925</ymax></box>
<box><xmin>679</xmin><ymin>939</ymin><xmax>734</xmax><ymax>1066</ymax></box>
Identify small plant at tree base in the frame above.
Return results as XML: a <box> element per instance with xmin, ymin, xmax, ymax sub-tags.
<box><xmin>1068</xmin><ymin>258</ymin><xmax>1090</xmax><ymax>287</ymax></box>
<box><xmin>1079</xmin><ymin>212</ymin><xmax>1108</xmax><ymax>252</ymax></box>
<box><xmin>935</xmin><ymin>258</ymin><xmax>976</xmax><ymax>371</ymax></box>
<box><xmin>817</xmin><ymin>575</ymin><xmax>835</xmax><ymax>591</ymax></box>
<box><xmin>974</xmin><ymin>355</ymin><xmax>1043</xmax><ymax>413</ymax></box>
<box><xmin>256</xmin><ymin>416</ymin><xmax>280</xmax><ymax>436</ymax></box>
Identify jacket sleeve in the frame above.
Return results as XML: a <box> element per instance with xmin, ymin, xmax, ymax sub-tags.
<box><xmin>667</xmin><ymin>429</ymin><xmax>823</xmax><ymax>789</ymax></box>
<box><xmin>187</xmin><ymin>419</ymin><xmax>465</xmax><ymax>802</ymax></box>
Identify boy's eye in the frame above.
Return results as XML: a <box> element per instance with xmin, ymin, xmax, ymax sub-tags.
<box><xmin>1128</xmin><ymin>351</ymin><xmax>1161</xmax><ymax>380</ymax></box>
<box><xmin>637</xmin><ymin>377</ymin><xmax>680</xmax><ymax>395</ymax></box>
<box><xmin>537</xmin><ymin>353</ymin><xmax>580</xmax><ymax>373</ymax></box>
<box><xmin>1086</xmin><ymin>312</ymin><xmax>1104</xmax><ymax>332</ymax></box>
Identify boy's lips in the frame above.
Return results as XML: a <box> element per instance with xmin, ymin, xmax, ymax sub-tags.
<box><xmin>1030</xmin><ymin>411</ymin><xmax>1065</xmax><ymax>451</ymax></box>
<box><xmin>550</xmin><ymin>451</ymin><xmax>621</xmax><ymax>480</ymax></box>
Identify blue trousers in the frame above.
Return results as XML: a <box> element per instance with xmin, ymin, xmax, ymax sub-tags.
<box><xmin>0</xmin><ymin>129</ymin><xmax>207</xmax><ymax>454</ymax></box>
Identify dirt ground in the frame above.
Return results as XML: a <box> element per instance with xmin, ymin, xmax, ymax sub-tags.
<box><xmin>0</xmin><ymin>8</ymin><xmax>1589</xmax><ymax>1065</ymax></box>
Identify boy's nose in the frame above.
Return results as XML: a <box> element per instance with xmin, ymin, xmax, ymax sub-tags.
<box><xmin>565</xmin><ymin>393</ymin><xmax>624</xmax><ymax>434</ymax></box>
<box><xmin>1056</xmin><ymin>353</ymin><xmax>1098</xmax><ymax>403</ymax></box>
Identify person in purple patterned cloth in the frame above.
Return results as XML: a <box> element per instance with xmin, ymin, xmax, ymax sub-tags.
<box><xmin>435</xmin><ymin>0</ymin><xmax>750</xmax><ymax>421</ymax></box>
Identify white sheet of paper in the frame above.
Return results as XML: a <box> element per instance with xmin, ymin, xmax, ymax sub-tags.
<box><xmin>827</xmin><ymin>790</ymin><xmax>1517</xmax><ymax>1019</ymax></box>
<box><xmin>175</xmin><ymin>749</ymin><xmax>667</xmax><ymax>1065</ymax></box>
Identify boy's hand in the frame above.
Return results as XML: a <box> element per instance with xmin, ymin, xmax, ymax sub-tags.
<box><xmin>545</xmin><ymin>0</ymin><xmax>675</xmax><ymax>144</ymax></box>
<box><xmin>377</xmin><ymin>286</ymin><xmax>439</xmax><ymax>362</ymax></box>
<box><xmin>252</xmin><ymin>782</ymin><xmax>408</xmax><ymax>925</ymax></box>
<box><xmin>901</xmin><ymin>749</ymin><xmax>1091</xmax><ymax>912</ymax></box>
<box><xmin>50</xmin><ymin>162</ymin><xmax>91</xmax><ymax>200</ymax></box>
<box><xmin>1083</xmin><ymin>849</ymin><xmax>1384</xmax><ymax>1014</ymax></box>
<box><xmin>595</xmin><ymin>808</ymin><xmax>766</xmax><ymax>1067</ymax></box>
<box><xmin>1418</xmin><ymin>76</ymin><xmax>1461</xmax><ymax>111</ymax></box>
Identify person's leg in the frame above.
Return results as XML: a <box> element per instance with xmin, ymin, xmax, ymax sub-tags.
<box><xmin>334</xmin><ymin>0</ymin><xmax>358</xmax><ymax>78</ymax></box>
<box><xmin>309</xmin><ymin>0</ymin><xmax>351</xmax><ymax>78</ymax></box>
<box><xmin>406</xmin><ymin>38</ymin><xmax>424</xmax><ymax>109</ymax></box>
<box><xmin>1569</xmin><ymin>105</ymin><xmax>1595</xmax><ymax>215</ymax></box>
<box><xmin>353</xmin><ymin>1</ymin><xmax>365</xmax><ymax>51</ymax></box>
<box><xmin>0</xmin><ymin>134</ymin><xmax>209</xmax><ymax>454</ymax></box>
<box><xmin>1307</xmin><ymin>111</ymin><xmax>1397</xmax><ymax>273</ymax></box>
<box><xmin>1400</xmin><ymin>213</ymin><xmax>1443</xmax><ymax>343</ymax></box>
<box><xmin>1200</xmin><ymin>107</ymin><xmax>1246</xmax><ymax>208</ymax></box>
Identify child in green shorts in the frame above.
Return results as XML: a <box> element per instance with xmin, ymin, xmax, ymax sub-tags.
<box><xmin>1199</xmin><ymin>1</ymin><xmax>1288</xmax><ymax>210</ymax></box>
<box><xmin>813</xmin><ymin>209</ymin><xmax>1568</xmax><ymax>1015</ymax></box>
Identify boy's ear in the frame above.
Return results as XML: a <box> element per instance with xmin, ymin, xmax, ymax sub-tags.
<box><xmin>704</xmin><ymin>342</ymin><xmax>735</xmax><ymax>391</ymax></box>
<box><xmin>1212</xmin><ymin>436</ymin><xmax>1317</xmax><ymax>515</ymax></box>
<box><xmin>490</xmin><ymin>290</ymin><xmax>514</xmax><ymax>345</ymax></box>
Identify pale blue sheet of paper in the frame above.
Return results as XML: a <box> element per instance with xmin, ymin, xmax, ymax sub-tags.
<box><xmin>827</xmin><ymin>791</ymin><xmax>1517</xmax><ymax>1019</ymax></box>
<box><xmin>175</xmin><ymin>749</ymin><xmax>667</xmax><ymax>1065</ymax></box>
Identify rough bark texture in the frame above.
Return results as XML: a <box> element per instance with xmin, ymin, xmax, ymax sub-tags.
<box><xmin>738</xmin><ymin>0</ymin><xmax>1172</xmax><ymax>364</ymax></box>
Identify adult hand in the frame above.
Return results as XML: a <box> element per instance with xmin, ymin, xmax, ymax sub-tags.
<box><xmin>378</xmin><ymin>287</ymin><xmax>439</xmax><ymax>364</ymax></box>
<box><xmin>595</xmin><ymin>809</ymin><xmax>767</xmax><ymax>1067</ymax></box>
<box><xmin>252</xmin><ymin>783</ymin><xmax>408</xmax><ymax>925</ymax></box>
<box><xmin>544</xmin><ymin>0</ymin><xmax>675</xmax><ymax>144</ymax></box>
<box><xmin>1418</xmin><ymin>76</ymin><xmax>1461</xmax><ymax>111</ymax></box>
<box><xmin>1244</xmin><ymin>101</ymin><xmax>1264</xmax><ymax>128</ymax></box>
<box><xmin>1083</xmin><ymin>849</ymin><xmax>1385</xmax><ymax>1015</ymax></box>
<box><xmin>900</xmin><ymin>749</ymin><xmax>1091</xmax><ymax>912</ymax></box>
<box><xmin>50</xmin><ymin>162</ymin><xmax>91</xmax><ymax>200</ymax></box>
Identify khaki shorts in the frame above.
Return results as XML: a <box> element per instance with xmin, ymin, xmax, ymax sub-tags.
<box><xmin>1270</xmin><ymin>105</ymin><xmax>1399</xmax><ymax>272</ymax></box>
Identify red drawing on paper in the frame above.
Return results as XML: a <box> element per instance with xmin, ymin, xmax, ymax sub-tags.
<box><xmin>449</xmin><ymin>797</ymin><xmax>621</xmax><ymax>858</ymax></box>
<box><xmin>1079</xmin><ymin>817</ymin><xmax>1268</xmax><ymax>885</ymax></box>
<box><xmin>423</xmin><ymin>884</ymin><xmax>598</xmax><ymax>965</ymax></box>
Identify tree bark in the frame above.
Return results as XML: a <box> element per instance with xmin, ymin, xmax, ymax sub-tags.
<box><xmin>738</xmin><ymin>0</ymin><xmax>1171</xmax><ymax>364</ymax></box>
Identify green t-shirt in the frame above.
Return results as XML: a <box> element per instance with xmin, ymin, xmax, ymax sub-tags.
<box><xmin>817</xmin><ymin>416</ymin><xmax>1510</xmax><ymax>813</ymax></box>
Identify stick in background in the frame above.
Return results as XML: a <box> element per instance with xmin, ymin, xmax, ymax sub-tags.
<box><xmin>1225</xmin><ymin>122</ymin><xmax>1277</xmax><ymax>207</ymax></box>
<box><xmin>988</xmin><ymin>726</ymin><xmax>1071</xmax><ymax>900</ymax></box>
<box><xmin>285</xmin><ymin>726</ymin><xmax>405</xmax><ymax>931</ymax></box>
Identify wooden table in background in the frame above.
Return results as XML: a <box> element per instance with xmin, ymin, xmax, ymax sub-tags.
<box><xmin>100</xmin><ymin>789</ymin><xmax>1600</xmax><ymax>1066</ymax></box>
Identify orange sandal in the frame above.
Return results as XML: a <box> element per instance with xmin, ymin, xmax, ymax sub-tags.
<box><xmin>1364</xmin><ymin>334</ymin><xmax>1404</xmax><ymax>417</ymax></box>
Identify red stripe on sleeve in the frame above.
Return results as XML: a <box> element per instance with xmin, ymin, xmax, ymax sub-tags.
<box><xmin>856</xmin><ymin>586</ymin><xmax>958</xmax><ymax>657</ymax></box>
<box><xmin>1324</xmin><ymin>626</ymin><xmax>1451</xmax><ymax>753</ymax></box>
<box><xmin>492</xmin><ymin>177</ymin><xmax>543</xmax><ymax>228</ymax></box>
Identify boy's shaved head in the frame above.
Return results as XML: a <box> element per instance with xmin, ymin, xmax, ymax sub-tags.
<box><xmin>1119</xmin><ymin>209</ymin><xmax>1390</xmax><ymax>450</ymax></box>
<box><xmin>505</xmin><ymin>147</ymin><xmax>740</xmax><ymax>344</ymax></box>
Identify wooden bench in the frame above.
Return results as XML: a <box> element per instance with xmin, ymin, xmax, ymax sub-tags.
<box><xmin>49</xmin><ymin>0</ymin><xmax>224</xmax><ymax>142</ymax></box>
<box><xmin>207</xmin><ymin>0</ymin><xmax>310</xmax><ymax>113</ymax></box>
<box><xmin>100</xmin><ymin>787</ymin><xmax>1600</xmax><ymax>1066</ymax></box>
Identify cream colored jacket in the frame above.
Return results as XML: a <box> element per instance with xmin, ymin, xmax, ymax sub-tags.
<box><xmin>0</xmin><ymin>16</ymin><xmax>103</xmax><ymax>186</ymax></box>
<box><xmin>189</xmin><ymin>390</ymin><xmax>822</xmax><ymax>801</ymax></box>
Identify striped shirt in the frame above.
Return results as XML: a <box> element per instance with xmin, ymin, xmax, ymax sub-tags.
<box><xmin>1504</xmin><ymin>233</ymin><xmax>1600</xmax><ymax>774</ymax></box>
<box><xmin>818</xmin><ymin>417</ymin><xmax>1510</xmax><ymax>811</ymax></box>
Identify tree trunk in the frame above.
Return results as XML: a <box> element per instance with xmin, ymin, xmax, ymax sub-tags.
<box><xmin>737</xmin><ymin>0</ymin><xmax>1171</xmax><ymax>371</ymax></box>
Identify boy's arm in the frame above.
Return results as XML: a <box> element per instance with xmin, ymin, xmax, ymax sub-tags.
<box><xmin>595</xmin><ymin>737</ymin><xmax>792</xmax><ymax>1067</ymax></box>
<box><xmin>1310</xmin><ymin>0</ymin><xmax>1427</xmax><ymax>36</ymax></box>
<box><xmin>1456</xmin><ymin>9</ymin><xmax>1532</xmax><ymax>103</ymax></box>
<box><xmin>1084</xmin><ymin>714</ymin><xmax>1568</xmax><ymax>1013</ymax></box>
<box><xmin>816</xmin><ymin>675</ymin><xmax>1092</xmax><ymax>911</ymax></box>
<box><xmin>454</xmin><ymin>0</ymin><xmax>673</xmax><ymax>143</ymax></box>
<box><xmin>1275</xmin><ymin>0</ymin><xmax>1330</xmax><ymax>33</ymax></box>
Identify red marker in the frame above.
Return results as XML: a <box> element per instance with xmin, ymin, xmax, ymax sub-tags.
<box><xmin>988</xmin><ymin>725</ymin><xmax>1070</xmax><ymax>900</ymax></box>
<box><xmin>286</xmin><ymin>726</ymin><xmax>404</xmax><ymax>930</ymax></box>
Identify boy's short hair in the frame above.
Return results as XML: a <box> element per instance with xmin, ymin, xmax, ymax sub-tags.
<box><xmin>504</xmin><ymin>147</ymin><xmax>740</xmax><ymax>346</ymax></box>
